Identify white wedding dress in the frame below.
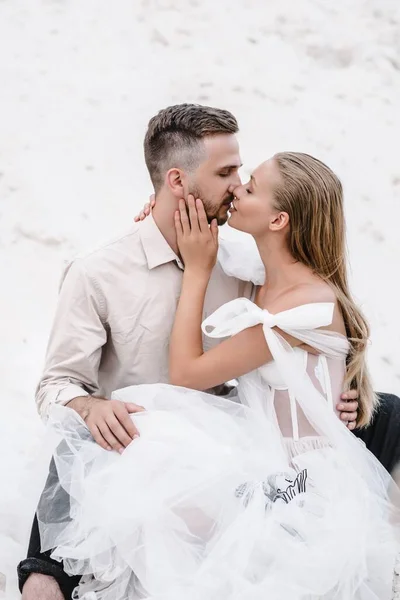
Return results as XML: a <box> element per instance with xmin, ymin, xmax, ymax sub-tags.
<box><xmin>37</xmin><ymin>241</ymin><xmax>400</xmax><ymax>600</ymax></box>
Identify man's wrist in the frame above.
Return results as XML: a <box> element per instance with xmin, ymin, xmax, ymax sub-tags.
<box><xmin>66</xmin><ymin>395</ymin><xmax>99</xmax><ymax>421</ymax></box>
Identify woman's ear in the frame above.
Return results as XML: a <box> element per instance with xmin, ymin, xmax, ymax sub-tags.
<box><xmin>166</xmin><ymin>168</ymin><xmax>186</xmax><ymax>198</ymax></box>
<box><xmin>270</xmin><ymin>211</ymin><xmax>289</xmax><ymax>231</ymax></box>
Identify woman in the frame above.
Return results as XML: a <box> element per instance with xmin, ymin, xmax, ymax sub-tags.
<box><xmin>38</xmin><ymin>153</ymin><xmax>399</xmax><ymax>599</ymax></box>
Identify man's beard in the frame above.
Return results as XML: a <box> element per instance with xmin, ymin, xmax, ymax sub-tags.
<box><xmin>189</xmin><ymin>185</ymin><xmax>234</xmax><ymax>226</ymax></box>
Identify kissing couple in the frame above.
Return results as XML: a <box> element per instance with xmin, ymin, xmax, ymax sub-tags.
<box><xmin>20</xmin><ymin>104</ymin><xmax>400</xmax><ymax>600</ymax></box>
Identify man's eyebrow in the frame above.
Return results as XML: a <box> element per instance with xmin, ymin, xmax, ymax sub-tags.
<box><xmin>218</xmin><ymin>163</ymin><xmax>243</xmax><ymax>171</ymax></box>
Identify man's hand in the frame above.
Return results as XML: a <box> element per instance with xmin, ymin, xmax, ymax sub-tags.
<box><xmin>134</xmin><ymin>194</ymin><xmax>156</xmax><ymax>222</ymax></box>
<box><xmin>66</xmin><ymin>396</ymin><xmax>145</xmax><ymax>453</ymax></box>
<box><xmin>336</xmin><ymin>389</ymin><xmax>358</xmax><ymax>431</ymax></box>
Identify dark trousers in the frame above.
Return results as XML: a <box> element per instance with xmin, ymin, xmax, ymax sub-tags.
<box><xmin>17</xmin><ymin>451</ymin><xmax>81</xmax><ymax>599</ymax></box>
<box><xmin>17</xmin><ymin>392</ymin><xmax>400</xmax><ymax>599</ymax></box>
<box><xmin>17</xmin><ymin>513</ymin><xmax>81</xmax><ymax>599</ymax></box>
<box><xmin>355</xmin><ymin>393</ymin><xmax>400</xmax><ymax>474</ymax></box>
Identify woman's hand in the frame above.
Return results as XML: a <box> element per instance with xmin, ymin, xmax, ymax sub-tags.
<box><xmin>134</xmin><ymin>194</ymin><xmax>156</xmax><ymax>222</ymax></box>
<box><xmin>175</xmin><ymin>195</ymin><xmax>218</xmax><ymax>276</ymax></box>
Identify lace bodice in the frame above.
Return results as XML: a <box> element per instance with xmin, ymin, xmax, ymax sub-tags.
<box><xmin>202</xmin><ymin>299</ymin><xmax>349</xmax><ymax>442</ymax></box>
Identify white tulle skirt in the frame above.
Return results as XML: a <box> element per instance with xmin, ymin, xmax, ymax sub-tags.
<box><xmin>38</xmin><ymin>384</ymin><xmax>399</xmax><ymax>600</ymax></box>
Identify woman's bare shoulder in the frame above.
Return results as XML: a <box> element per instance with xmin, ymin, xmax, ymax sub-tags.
<box><xmin>267</xmin><ymin>280</ymin><xmax>336</xmax><ymax>313</ymax></box>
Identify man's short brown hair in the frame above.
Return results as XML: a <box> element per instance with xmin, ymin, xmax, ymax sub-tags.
<box><xmin>144</xmin><ymin>104</ymin><xmax>238</xmax><ymax>191</ymax></box>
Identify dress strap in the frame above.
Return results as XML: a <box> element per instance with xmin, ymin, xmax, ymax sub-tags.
<box><xmin>289</xmin><ymin>390</ymin><xmax>299</xmax><ymax>441</ymax></box>
<box><xmin>319</xmin><ymin>355</ymin><xmax>335</xmax><ymax>411</ymax></box>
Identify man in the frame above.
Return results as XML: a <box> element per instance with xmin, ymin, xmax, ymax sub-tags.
<box><xmin>18</xmin><ymin>103</ymin><xmax>366</xmax><ymax>600</ymax></box>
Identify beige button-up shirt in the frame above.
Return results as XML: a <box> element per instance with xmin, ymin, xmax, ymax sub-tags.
<box><xmin>36</xmin><ymin>215</ymin><xmax>253</xmax><ymax>419</ymax></box>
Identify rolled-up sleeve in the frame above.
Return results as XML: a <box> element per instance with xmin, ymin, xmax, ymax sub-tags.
<box><xmin>36</xmin><ymin>258</ymin><xmax>107</xmax><ymax>420</ymax></box>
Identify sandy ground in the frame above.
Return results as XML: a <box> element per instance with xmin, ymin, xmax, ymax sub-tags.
<box><xmin>0</xmin><ymin>0</ymin><xmax>399</xmax><ymax>597</ymax></box>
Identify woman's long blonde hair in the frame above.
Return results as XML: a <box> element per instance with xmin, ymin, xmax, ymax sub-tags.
<box><xmin>273</xmin><ymin>152</ymin><xmax>377</xmax><ymax>427</ymax></box>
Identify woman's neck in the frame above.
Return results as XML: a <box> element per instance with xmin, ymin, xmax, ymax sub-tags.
<box><xmin>255</xmin><ymin>234</ymin><xmax>312</xmax><ymax>295</ymax></box>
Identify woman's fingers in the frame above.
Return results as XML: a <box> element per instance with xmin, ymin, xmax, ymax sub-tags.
<box><xmin>187</xmin><ymin>194</ymin><xmax>200</xmax><ymax>233</ymax></box>
<box><xmin>210</xmin><ymin>218</ymin><xmax>219</xmax><ymax>245</ymax></box>
<box><xmin>196</xmin><ymin>198</ymin><xmax>209</xmax><ymax>233</ymax></box>
<box><xmin>134</xmin><ymin>204</ymin><xmax>150</xmax><ymax>222</ymax></box>
<box><xmin>177</xmin><ymin>195</ymin><xmax>211</xmax><ymax>237</ymax></box>
<box><xmin>175</xmin><ymin>210</ymin><xmax>183</xmax><ymax>240</ymax></box>
<box><xmin>134</xmin><ymin>194</ymin><xmax>156</xmax><ymax>222</ymax></box>
<box><xmin>179</xmin><ymin>198</ymin><xmax>191</xmax><ymax>235</ymax></box>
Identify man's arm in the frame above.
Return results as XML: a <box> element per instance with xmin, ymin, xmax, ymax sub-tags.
<box><xmin>36</xmin><ymin>259</ymin><xmax>145</xmax><ymax>452</ymax></box>
<box><xmin>36</xmin><ymin>259</ymin><xmax>107</xmax><ymax>418</ymax></box>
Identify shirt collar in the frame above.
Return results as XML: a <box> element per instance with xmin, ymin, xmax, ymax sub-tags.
<box><xmin>139</xmin><ymin>214</ymin><xmax>184</xmax><ymax>271</ymax></box>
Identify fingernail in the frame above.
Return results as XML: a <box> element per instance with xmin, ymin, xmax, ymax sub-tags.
<box><xmin>338</xmin><ymin>404</ymin><xmax>344</xmax><ymax>410</ymax></box>
<box><xmin>107</xmin><ymin>446</ymin><xmax>112</xmax><ymax>451</ymax></box>
<box><xmin>118</xmin><ymin>448</ymin><xmax>124</xmax><ymax>454</ymax></box>
<box><xmin>342</xmin><ymin>394</ymin><xmax>348</xmax><ymax>400</ymax></box>
<box><xmin>133</xmin><ymin>434</ymin><xmax>139</xmax><ymax>440</ymax></box>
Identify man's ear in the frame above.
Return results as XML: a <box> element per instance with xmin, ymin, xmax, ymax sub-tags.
<box><xmin>166</xmin><ymin>168</ymin><xmax>186</xmax><ymax>198</ymax></box>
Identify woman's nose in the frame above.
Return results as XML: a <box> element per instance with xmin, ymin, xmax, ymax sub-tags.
<box><xmin>232</xmin><ymin>184</ymin><xmax>244</xmax><ymax>197</ymax></box>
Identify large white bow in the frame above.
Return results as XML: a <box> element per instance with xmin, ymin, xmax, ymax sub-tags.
<box><xmin>203</xmin><ymin>298</ymin><xmax>334</xmax><ymax>338</ymax></box>
<box><xmin>202</xmin><ymin>298</ymin><xmax>348</xmax><ymax>359</ymax></box>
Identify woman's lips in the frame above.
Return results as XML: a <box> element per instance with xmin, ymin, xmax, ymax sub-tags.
<box><xmin>223</xmin><ymin>197</ymin><xmax>237</xmax><ymax>212</ymax></box>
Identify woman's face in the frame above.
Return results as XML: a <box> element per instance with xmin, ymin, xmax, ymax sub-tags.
<box><xmin>229</xmin><ymin>158</ymin><xmax>287</xmax><ymax>237</ymax></box>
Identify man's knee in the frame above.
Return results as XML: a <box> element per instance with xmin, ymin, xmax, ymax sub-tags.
<box><xmin>21</xmin><ymin>573</ymin><xmax>64</xmax><ymax>600</ymax></box>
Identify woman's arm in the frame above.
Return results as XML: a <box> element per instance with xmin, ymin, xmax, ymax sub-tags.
<box><xmin>169</xmin><ymin>196</ymin><xmax>316</xmax><ymax>390</ymax></box>
<box><xmin>170</xmin><ymin>286</ymin><xmax>324</xmax><ymax>390</ymax></box>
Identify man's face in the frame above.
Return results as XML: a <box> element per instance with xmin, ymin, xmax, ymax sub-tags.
<box><xmin>187</xmin><ymin>134</ymin><xmax>242</xmax><ymax>225</ymax></box>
